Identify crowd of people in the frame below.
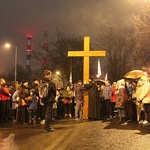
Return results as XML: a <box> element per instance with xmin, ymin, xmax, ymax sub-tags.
<box><xmin>99</xmin><ymin>75</ymin><xmax>150</xmax><ymax>125</ymax></box>
<box><xmin>0</xmin><ymin>70</ymin><xmax>150</xmax><ymax>132</ymax></box>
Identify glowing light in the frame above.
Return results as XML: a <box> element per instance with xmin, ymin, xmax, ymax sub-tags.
<box><xmin>5</xmin><ymin>43</ymin><xmax>11</xmax><ymax>48</ymax></box>
<box><xmin>56</xmin><ymin>71</ymin><xmax>60</xmax><ymax>75</ymax></box>
<box><xmin>26</xmin><ymin>34</ymin><xmax>32</xmax><ymax>38</ymax></box>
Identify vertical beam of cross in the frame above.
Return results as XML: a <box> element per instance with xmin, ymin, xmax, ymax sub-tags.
<box><xmin>68</xmin><ymin>36</ymin><xmax>106</xmax><ymax>119</ymax></box>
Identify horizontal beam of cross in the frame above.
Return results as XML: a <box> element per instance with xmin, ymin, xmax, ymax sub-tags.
<box><xmin>68</xmin><ymin>51</ymin><xmax>106</xmax><ymax>57</ymax></box>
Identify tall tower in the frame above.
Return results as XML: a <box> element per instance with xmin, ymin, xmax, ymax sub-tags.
<box><xmin>43</xmin><ymin>30</ymin><xmax>48</xmax><ymax>50</ymax></box>
<box><xmin>26</xmin><ymin>35</ymin><xmax>32</xmax><ymax>82</ymax></box>
<box><xmin>42</xmin><ymin>30</ymin><xmax>49</xmax><ymax>66</ymax></box>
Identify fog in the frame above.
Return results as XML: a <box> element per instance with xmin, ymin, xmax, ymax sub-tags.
<box><xmin>0</xmin><ymin>0</ymin><xmax>142</xmax><ymax>73</ymax></box>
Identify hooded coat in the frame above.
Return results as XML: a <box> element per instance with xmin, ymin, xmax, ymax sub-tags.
<box><xmin>115</xmin><ymin>85</ymin><xmax>126</xmax><ymax>109</ymax></box>
<box><xmin>18</xmin><ymin>84</ymin><xmax>30</xmax><ymax>106</ymax></box>
<box><xmin>139</xmin><ymin>82</ymin><xmax>150</xmax><ymax>104</ymax></box>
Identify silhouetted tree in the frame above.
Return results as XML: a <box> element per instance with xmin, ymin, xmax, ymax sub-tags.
<box><xmin>96</xmin><ymin>27</ymin><xmax>136</xmax><ymax>82</ymax></box>
<box><xmin>131</xmin><ymin>1</ymin><xmax>150</xmax><ymax>74</ymax></box>
<box><xmin>32</xmin><ymin>30</ymin><xmax>83</xmax><ymax>85</ymax></box>
<box><xmin>6</xmin><ymin>64</ymin><xmax>26</xmax><ymax>83</ymax></box>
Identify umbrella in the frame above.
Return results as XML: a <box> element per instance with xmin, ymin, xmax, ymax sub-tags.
<box><xmin>123</xmin><ymin>70</ymin><xmax>147</xmax><ymax>79</ymax></box>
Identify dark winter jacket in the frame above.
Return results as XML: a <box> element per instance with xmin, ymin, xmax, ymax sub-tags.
<box><xmin>74</xmin><ymin>84</ymin><xmax>84</xmax><ymax>101</ymax></box>
<box><xmin>30</xmin><ymin>83</ymin><xmax>39</xmax><ymax>97</ymax></box>
<box><xmin>41</xmin><ymin>77</ymin><xmax>56</xmax><ymax>103</ymax></box>
<box><xmin>18</xmin><ymin>85</ymin><xmax>30</xmax><ymax>106</ymax></box>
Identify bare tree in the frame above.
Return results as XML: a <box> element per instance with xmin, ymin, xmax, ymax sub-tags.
<box><xmin>96</xmin><ymin>27</ymin><xmax>135</xmax><ymax>82</ymax></box>
<box><xmin>131</xmin><ymin>1</ymin><xmax>150</xmax><ymax>74</ymax></box>
<box><xmin>32</xmin><ymin>30</ymin><xmax>83</xmax><ymax>85</ymax></box>
<box><xmin>5</xmin><ymin>64</ymin><xmax>26</xmax><ymax>83</ymax></box>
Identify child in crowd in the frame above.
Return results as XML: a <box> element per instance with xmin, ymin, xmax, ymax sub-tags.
<box><xmin>28</xmin><ymin>89</ymin><xmax>38</xmax><ymax>125</ymax></box>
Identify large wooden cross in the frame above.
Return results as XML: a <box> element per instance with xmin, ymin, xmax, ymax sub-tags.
<box><xmin>68</xmin><ymin>36</ymin><xmax>106</xmax><ymax>119</ymax></box>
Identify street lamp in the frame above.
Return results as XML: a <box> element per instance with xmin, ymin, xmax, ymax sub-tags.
<box><xmin>56</xmin><ymin>71</ymin><xmax>60</xmax><ymax>76</ymax></box>
<box><xmin>55</xmin><ymin>71</ymin><xmax>63</xmax><ymax>86</ymax></box>
<box><xmin>5</xmin><ymin>43</ymin><xmax>18</xmax><ymax>83</ymax></box>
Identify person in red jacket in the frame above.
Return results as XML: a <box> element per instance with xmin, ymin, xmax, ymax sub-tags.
<box><xmin>111</xmin><ymin>82</ymin><xmax>117</xmax><ymax>117</ymax></box>
<box><xmin>0</xmin><ymin>78</ymin><xmax>11</xmax><ymax>122</ymax></box>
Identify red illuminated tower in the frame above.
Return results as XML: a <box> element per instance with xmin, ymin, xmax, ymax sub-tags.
<box><xmin>42</xmin><ymin>30</ymin><xmax>49</xmax><ymax>66</ymax></box>
<box><xmin>26</xmin><ymin>35</ymin><xmax>32</xmax><ymax>82</ymax></box>
<box><xmin>43</xmin><ymin>29</ymin><xmax>48</xmax><ymax>50</ymax></box>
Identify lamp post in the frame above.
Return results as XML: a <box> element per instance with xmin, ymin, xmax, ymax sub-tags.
<box><xmin>14</xmin><ymin>46</ymin><xmax>17</xmax><ymax>83</ymax></box>
<box><xmin>5</xmin><ymin>43</ymin><xmax>18</xmax><ymax>83</ymax></box>
<box><xmin>56</xmin><ymin>71</ymin><xmax>63</xmax><ymax>86</ymax></box>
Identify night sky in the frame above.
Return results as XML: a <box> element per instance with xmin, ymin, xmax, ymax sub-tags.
<box><xmin>0</xmin><ymin>0</ymin><xmax>142</xmax><ymax>74</ymax></box>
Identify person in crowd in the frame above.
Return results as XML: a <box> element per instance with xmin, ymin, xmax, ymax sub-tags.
<box><xmin>56</xmin><ymin>84</ymin><xmax>64</xmax><ymax>118</ymax></box>
<box><xmin>11</xmin><ymin>84</ymin><xmax>20</xmax><ymax>122</ymax></box>
<box><xmin>74</xmin><ymin>80</ymin><xmax>84</xmax><ymax>120</ymax></box>
<box><xmin>125</xmin><ymin>80</ymin><xmax>138</xmax><ymax>122</ymax></box>
<box><xmin>52</xmin><ymin>89</ymin><xmax>60</xmax><ymax>121</ymax></box>
<box><xmin>39</xmin><ymin>98</ymin><xmax>45</xmax><ymax>125</ymax></box>
<box><xmin>8</xmin><ymin>81</ymin><xmax>16</xmax><ymax>97</ymax></box>
<box><xmin>0</xmin><ymin>78</ymin><xmax>11</xmax><ymax>122</ymax></box>
<box><xmin>133</xmin><ymin>79</ymin><xmax>146</xmax><ymax>124</ymax></box>
<box><xmin>124</xmin><ymin>80</ymin><xmax>133</xmax><ymax>122</ymax></box>
<box><xmin>37</xmin><ymin>79</ymin><xmax>45</xmax><ymax>124</ymax></box>
<box><xmin>131</xmin><ymin>80</ymin><xmax>138</xmax><ymax>121</ymax></box>
<box><xmin>28</xmin><ymin>89</ymin><xmax>38</xmax><ymax>125</ymax></box>
<box><xmin>41</xmin><ymin>70</ymin><xmax>56</xmax><ymax>132</ymax></box>
<box><xmin>62</xmin><ymin>85</ymin><xmax>74</xmax><ymax>118</ymax></box>
<box><xmin>102</xmin><ymin>79</ymin><xmax>112</xmax><ymax>120</ymax></box>
<box><xmin>115</xmin><ymin>80</ymin><xmax>126</xmax><ymax>124</ymax></box>
<box><xmin>137</xmin><ymin>76</ymin><xmax>150</xmax><ymax>126</ymax></box>
<box><xmin>30</xmin><ymin>79</ymin><xmax>40</xmax><ymax>123</ymax></box>
<box><xmin>111</xmin><ymin>82</ymin><xmax>118</xmax><ymax>118</ymax></box>
<box><xmin>70</xmin><ymin>84</ymin><xmax>75</xmax><ymax>118</ymax></box>
<box><xmin>84</xmin><ymin>76</ymin><xmax>101</xmax><ymax>120</ymax></box>
<box><xmin>18</xmin><ymin>81</ymin><xmax>31</xmax><ymax>125</ymax></box>
<box><xmin>125</xmin><ymin>80</ymin><xmax>132</xmax><ymax>98</ymax></box>
<box><xmin>98</xmin><ymin>84</ymin><xmax>105</xmax><ymax>120</ymax></box>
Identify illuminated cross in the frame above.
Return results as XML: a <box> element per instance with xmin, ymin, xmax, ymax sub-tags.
<box><xmin>68</xmin><ymin>36</ymin><xmax>106</xmax><ymax>119</ymax></box>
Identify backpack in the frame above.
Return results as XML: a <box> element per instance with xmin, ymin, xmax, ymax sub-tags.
<box><xmin>38</xmin><ymin>82</ymin><xmax>49</xmax><ymax>98</ymax></box>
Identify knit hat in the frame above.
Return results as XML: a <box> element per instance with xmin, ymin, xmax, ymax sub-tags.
<box><xmin>44</xmin><ymin>70</ymin><xmax>51</xmax><ymax>75</ymax></box>
<box><xmin>22</xmin><ymin>80</ymin><xmax>28</xmax><ymax>85</ymax></box>
<box><xmin>117</xmin><ymin>79</ymin><xmax>125</xmax><ymax>86</ymax></box>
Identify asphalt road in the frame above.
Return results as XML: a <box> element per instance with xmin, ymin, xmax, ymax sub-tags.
<box><xmin>0</xmin><ymin>118</ymin><xmax>150</xmax><ymax>150</ymax></box>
